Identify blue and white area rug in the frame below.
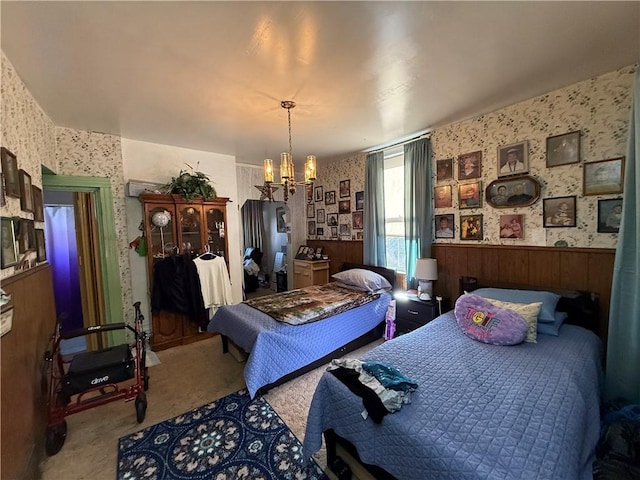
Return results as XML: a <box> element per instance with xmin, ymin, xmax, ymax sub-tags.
<box><xmin>117</xmin><ymin>389</ymin><xmax>327</xmax><ymax>479</ymax></box>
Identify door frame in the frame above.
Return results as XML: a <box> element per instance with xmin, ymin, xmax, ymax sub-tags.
<box><xmin>42</xmin><ymin>173</ymin><xmax>125</xmax><ymax>345</ymax></box>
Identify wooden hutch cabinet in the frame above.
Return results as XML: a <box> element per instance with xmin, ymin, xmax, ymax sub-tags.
<box><xmin>140</xmin><ymin>193</ymin><xmax>230</xmax><ymax>351</ymax></box>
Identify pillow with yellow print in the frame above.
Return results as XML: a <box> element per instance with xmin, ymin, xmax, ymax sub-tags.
<box><xmin>486</xmin><ymin>298</ymin><xmax>542</xmax><ymax>343</ymax></box>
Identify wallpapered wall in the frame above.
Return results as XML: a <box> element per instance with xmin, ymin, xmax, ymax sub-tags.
<box><xmin>310</xmin><ymin>65</ymin><xmax>634</xmax><ymax>249</ymax></box>
<box><xmin>308</xmin><ymin>153</ymin><xmax>366</xmax><ymax>241</ymax></box>
<box><xmin>0</xmin><ymin>52</ymin><xmax>57</xmax><ymax>280</ymax></box>
<box><xmin>56</xmin><ymin>127</ymin><xmax>134</xmax><ymax>326</ymax></box>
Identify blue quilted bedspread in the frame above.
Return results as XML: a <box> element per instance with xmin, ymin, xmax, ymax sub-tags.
<box><xmin>208</xmin><ymin>292</ymin><xmax>391</xmax><ymax>398</ymax></box>
<box><xmin>304</xmin><ymin>311</ymin><xmax>603</xmax><ymax>480</ymax></box>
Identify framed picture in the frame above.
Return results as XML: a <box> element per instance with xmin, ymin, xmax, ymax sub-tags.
<box><xmin>18</xmin><ymin>219</ymin><xmax>35</xmax><ymax>253</ymax></box>
<box><xmin>499</xmin><ymin>214</ymin><xmax>524</xmax><ymax>239</ymax></box>
<box><xmin>307</xmin><ymin>221</ymin><xmax>316</xmax><ymax>236</ymax></box>
<box><xmin>338</xmin><ymin>199</ymin><xmax>350</xmax><ymax>214</ymax></box>
<box><xmin>434</xmin><ymin>185</ymin><xmax>452</xmax><ymax>208</ymax></box>
<box><xmin>306</xmin><ymin>184</ymin><xmax>313</xmax><ymax>204</ymax></box>
<box><xmin>1</xmin><ymin>217</ymin><xmax>18</xmax><ymax>268</ymax></box>
<box><xmin>324</xmin><ymin>190</ymin><xmax>336</xmax><ymax>205</ymax></box>
<box><xmin>314</xmin><ymin>186</ymin><xmax>323</xmax><ymax>202</ymax></box>
<box><xmin>315</xmin><ymin>247</ymin><xmax>323</xmax><ymax>256</ymax></box>
<box><xmin>306</xmin><ymin>203</ymin><xmax>315</xmax><ymax>218</ymax></box>
<box><xmin>460</xmin><ymin>214</ymin><xmax>483</xmax><ymax>241</ymax></box>
<box><xmin>458</xmin><ymin>181</ymin><xmax>482</xmax><ymax>209</ymax></box>
<box><xmin>18</xmin><ymin>169</ymin><xmax>33</xmax><ymax>212</ymax></box>
<box><xmin>352</xmin><ymin>211</ymin><xmax>363</xmax><ymax>229</ymax></box>
<box><xmin>1</xmin><ymin>147</ymin><xmax>20</xmax><ymax>198</ymax></box>
<box><xmin>0</xmin><ymin>173</ymin><xmax>5</xmax><ymax>207</ymax></box>
<box><xmin>276</xmin><ymin>206</ymin><xmax>287</xmax><ymax>233</ymax></box>
<box><xmin>339</xmin><ymin>223</ymin><xmax>351</xmax><ymax>237</ymax></box>
<box><xmin>436</xmin><ymin>158</ymin><xmax>453</xmax><ymax>182</ymax></box>
<box><xmin>330</xmin><ymin>226</ymin><xmax>338</xmax><ymax>238</ymax></box>
<box><xmin>355</xmin><ymin>191</ymin><xmax>364</xmax><ymax>211</ymax></box>
<box><xmin>316</xmin><ymin>227</ymin><xmax>324</xmax><ymax>236</ymax></box>
<box><xmin>32</xmin><ymin>186</ymin><xmax>44</xmax><ymax>222</ymax></box>
<box><xmin>457</xmin><ymin>151</ymin><xmax>482</xmax><ymax>180</ymax></box>
<box><xmin>546</xmin><ymin>130</ymin><xmax>580</xmax><ymax>167</ymax></box>
<box><xmin>339</xmin><ymin>179</ymin><xmax>350</xmax><ymax>198</ymax></box>
<box><xmin>485</xmin><ymin>175</ymin><xmax>541</xmax><ymax>208</ymax></box>
<box><xmin>497</xmin><ymin>141</ymin><xmax>528</xmax><ymax>177</ymax></box>
<box><xmin>327</xmin><ymin>213</ymin><xmax>338</xmax><ymax>226</ymax></box>
<box><xmin>35</xmin><ymin>228</ymin><xmax>46</xmax><ymax>262</ymax></box>
<box><xmin>584</xmin><ymin>157</ymin><xmax>625</xmax><ymax>196</ymax></box>
<box><xmin>316</xmin><ymin>208</ymin><xmax>325</xmax><ymax>224</ymax></box>
<box><xmin>356</xmin><ymin>231</ymin><xmax>363</xmax><ymax>240</ymax></box>
<box><xmin>295</xmin><ymin>245</ymin><xmax>309</xmax><ymax>259</ymax></box>
<box><xmin>543</xmin><ymin>196</ymin><xmax>577</xmax><ymax>227</ymax></box>
<box><xmin>434</xmin><ymin>214</ymin><xmax>454</xmax><ymax>239</ymax></box>
<box><xmin>597</xmin><ymin>198</ymin><xmax>623</xmax><ymax>233</ymax></box>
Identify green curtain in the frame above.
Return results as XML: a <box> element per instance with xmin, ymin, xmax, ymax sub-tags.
<box><xmin>606</xmin><ymin>67</ymin><xmax>640</xmax><ymax>403</ymax></box>
<box><xmin>363</xmin><ymin>151</ymin><xmax>386</xmax><ymax>266</ymax></box>
<box><xmin>404</xmin><ymin>138</ymin><xmax>432</xmax><ymax>285</ymax></box>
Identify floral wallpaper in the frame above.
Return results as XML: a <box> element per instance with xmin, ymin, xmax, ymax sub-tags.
<box><xmin>431</xmin><ymin>65</ymin><xmax>635</xmax><ymax>248</ymax></box>
<box><xmin>56</xmin><ymin>127</ymin><xmax>134</xmax><ymax>323</ymax></box>
<box><xmin>0</xmin><ymin>52</ymin><xmax>57</xmax><ymax>280</ymax></box>
<box><xmin>308</xmin><ymin>153</ymin><xmax>366</xmax><ymax>241</ymax></box>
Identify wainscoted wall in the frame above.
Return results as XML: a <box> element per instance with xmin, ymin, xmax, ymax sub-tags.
<box><xmin>431</xmin><ymin>65</ymin><xmax>634</xmax><ymax>248</ymax></box>
<box><xmin>432</xmin><ymin>244</ymin><xmax>615</xmax><ymax>341</ymax></box>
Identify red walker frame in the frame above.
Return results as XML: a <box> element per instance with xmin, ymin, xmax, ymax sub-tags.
<box><xmin>43</xmin><ymin>301</ymin><xmax>149</xmax><ymax>456</ymax></box>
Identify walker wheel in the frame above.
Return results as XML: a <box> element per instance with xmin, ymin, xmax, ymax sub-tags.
<box><xmin>143</xmin><ymin>367</ymin><xmax>150</xmax><ymax>391</ymax></box>
<box><xmin>135</xmin><ymin>393</ymin><xmax>147</xmax><ymax>423</ymax></box>
<box><xmin>45</xmin><ymin>420</ymin><xmax>67</xmax><ymax>456</ymax></box>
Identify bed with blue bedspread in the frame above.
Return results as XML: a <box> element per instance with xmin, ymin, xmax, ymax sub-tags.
<box><xmin>304</xmin><ymin>305</ymin><xmax>603</xmax><ymax>479</ymax></box>
<box><xmin>208</xmin><ymin>263</ymin><xmax>396</xmax><ymax>398</ymax></box>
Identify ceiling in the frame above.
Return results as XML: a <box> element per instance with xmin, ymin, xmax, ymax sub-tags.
<box><xmin>1</xmin><ymin>2</ymin><xmax>638</xmax><ymax>167</ymax></box>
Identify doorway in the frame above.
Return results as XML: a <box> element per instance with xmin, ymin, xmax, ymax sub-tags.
<box><xmin>42</xmin><ymin>173</ymin><xmax>125</xmax><ymax>347</ymax></box>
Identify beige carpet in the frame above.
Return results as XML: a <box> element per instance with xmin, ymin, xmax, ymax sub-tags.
<box><xmin>38</xmin><ymin>333</ymin><xmax>382</xmax><ymax>479</ymax></box>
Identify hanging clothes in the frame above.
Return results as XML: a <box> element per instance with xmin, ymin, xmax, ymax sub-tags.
<box><xmin>193</xmin><ymin>255</ymin><xmax>233</xmax><ymax>310</ymax></box>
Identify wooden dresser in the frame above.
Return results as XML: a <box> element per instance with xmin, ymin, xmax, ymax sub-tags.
<box><xmin>293</xmin><ymin>259</ymin><xmax>330</xmax><ymax>288</ymax></box>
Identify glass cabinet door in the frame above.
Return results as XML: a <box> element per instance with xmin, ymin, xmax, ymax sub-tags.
<box><xmin>179</xmin><ymin>205</ymin><xmax>203</xmax><ymax>254</ymax></box>
<box><xmin>206</xmin><ymin>207</ymin><xmax>226</xmax><ymax>257</ymax></box>
<box><xmin>147</xmin><ymin>206</ymin><xmax>175</xmax><ymax>259</ymax></box>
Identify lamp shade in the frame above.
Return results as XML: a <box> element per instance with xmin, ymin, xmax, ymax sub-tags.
<box><xmin>415</xmin><ymin>258</ymin><xmax>438</xmax><ymax>281</ymax></box>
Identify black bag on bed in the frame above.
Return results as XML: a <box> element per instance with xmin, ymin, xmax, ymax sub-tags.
<box><xmin>62</xmin><ymin>344</ymin><xmax>134</xmax><ymax>396</ymax></box>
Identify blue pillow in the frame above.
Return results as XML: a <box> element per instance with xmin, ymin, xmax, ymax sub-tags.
<box><xmin>537</xmin><ymin>311</ymin><xmax>568</xmax><ymax>336</ymax></box>
<box><xmin>472</xmin><ymin>288</ymin><xmax>560</xmax><ymax>323</ymax></box>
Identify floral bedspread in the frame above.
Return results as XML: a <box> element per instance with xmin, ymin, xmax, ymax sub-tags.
<box><xmin>244</xmin><ymin>283</ymin><xmax>379</xmax><ymax>326</ymax></box>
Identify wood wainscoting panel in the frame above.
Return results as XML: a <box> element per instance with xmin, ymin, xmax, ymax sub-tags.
<box><xmin>307</xmin><ymin>240</ymin><xmax>363</xmax><ymax>277</ymax></box>
<box><xmin>1</xmin><ymin>265</ymin><xmax>57</xmax><ymax>480</ymax></box>
<box><xmin>432</xmin><ymin>244</ymin><xmax>615</xmax><ymax>341</ymax></box>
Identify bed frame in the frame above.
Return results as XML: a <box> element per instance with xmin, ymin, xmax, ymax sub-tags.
<box><xmin>220</xmin><ymin>262</ymin><xmax>396</xmax><ymax>395</ymax></box>
<box><xmin>325</xmin><ymin>276</ymin><xmax>601</xmax><ymax>479</ymax></box>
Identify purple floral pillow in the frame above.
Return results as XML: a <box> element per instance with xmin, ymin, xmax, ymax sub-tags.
<box><xmin>454</xmin><ymin>293</ymin><xmax>528</xmax><ymax>345</ymax></box>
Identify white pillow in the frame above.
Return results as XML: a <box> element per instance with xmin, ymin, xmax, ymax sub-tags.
<box><xmin>331</xmin><ymin>268</ymin><xmax>392</xmax><ymax>293</ymax></box>
<box><xmin>487</xmin><ymin>298</ymin><xmax>542</xmax><ymax>343</ymax></box>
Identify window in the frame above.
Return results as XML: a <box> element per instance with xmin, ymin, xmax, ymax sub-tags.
<box><xmin>384</xmin><ymin>146</ymin><xmax>405</xmax><ymax>273</ymax></box>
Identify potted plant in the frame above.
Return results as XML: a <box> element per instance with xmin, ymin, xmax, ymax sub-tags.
<box><xmin>165</xmin><ymin>164</ymin><xmax>216</xmax><ymax>200</ymax></box>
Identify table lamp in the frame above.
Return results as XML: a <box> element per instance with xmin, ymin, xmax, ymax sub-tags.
<box><xmin>414</xmin><ymin>258</ymin><xmax>438</xmax><ymax>301</ymax></box>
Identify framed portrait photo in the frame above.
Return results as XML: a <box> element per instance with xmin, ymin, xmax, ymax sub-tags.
<box><xmin>458</xmin><ymin>151</ymin><xmax>482</xmax><ymax>180</ymax></box>
<box><xmin>458</xmin><ymin>181</ymin><xmax>482</xmax><ymax>209</ymax></box>
<box><xmin>32</xmin><ymin>186</ymin><xmax>44</xmax><ymax>222</ymax></box>
<box><xmin>583</xmin><ymin>157</ymin><xmax>625</xmax><ymax>196</ymax></box>
<box><xmin>306</xmin><ymin>184</ymin><xmax>313</xmax><ymax>204</ymax></box>
<box><xmin>1</xmin><ymin>147</ymin><xmax>20</xmax><ymax>198</ymax></box>
<box><xmin>543</xmin><ymin>196</ymin><xmax>577</xmax><ymax>228</ymax></box>
<box><xmin>295</xmin><ymin>245</ymin><xmax>309</xmax><ymax>259</ymax></box>
<box><xmin>316</xmin><ymin>227</ymin><xmax>324</xmax><ymax>236</ymax></box>
<box><xmin>324</xmin><ymin>190</ymin><xmax>336</xmax><ymax>205</ymax></box>
<box><xmin>316</xmin><ymin>208</ymin><xmax>325</xmax><ymax>224</ymax></box>
<box><xmin>436</xmin><ymin>158</ymin><xmax>453</xmax><ymax>182</ymax></box>
<box><xmin>307</xmin><ymin>221</ymin><xmax>316</xmax><ymax>236</ymax></box>
<box><xmin>338</xmin><ymin>199</ymin><xmax>350</xmax><ymax>214</ymax></box>
<box><xmin>434</xmin><ymin>214</ymin><xmax>454</xmax><ymax>239</ymax></box>
<box><xmin>339</xmin><ymin>179</ymin><xmax>350</xmax><ymax>198</ymax></box>
<box><xmin>327</xmin><ymin>213</ymin><xmax>338</xmax><ymax>226</ymax></box>
<box><xmin>35</xmin><ymin>228</ymin><xmax>47</xmax><ymax>262</ymax></box>
<box><xmin>497</xmin><ymin>141</ymin><xmax>528</xmax><ymax>177</ymax></box>
<box><xmin>434</xmin><ymin>185</ymin><xmax>452</xmax><ymax>208</ymax></box>
<box><xmin>306</xmin><ymin>203</ymin><xmax>315</xmax><ymax>218</ymax></box>
<box><xmin>546</xmin><ymin>130</ymin><xmax>580</xmax><ymax>167</ymax></box>
<box><xmin>330</xmin><ymin>226</ymin><xmax>338</xmax><ymax>238</ymax></box>
<box><xmin>499</xmin><ymin>214</ymin><xmax>524</xmax><ymax>239</ymax></box>
<box><xmin>314</xmin><ymin>186</ymin><xmax>323</xmax><ymax>202</ymax></box>
<box><xmin>485</xmin><ymin>175</ymin><xmax>540</xmax><ymax>208</ymax></box>
<box><xmin>460</xmin><ymin>214</ymin><xmax>483</xmax><ymax>241</ymax></box>
<box><xmin>18</xmin><ymin>169</ymin><xmax>33</xmax><ymax>212</ymax></box>
<box><xmin>355</xmin><ymin>191</ymin><xmax>364</xmax><ymax>211</ymax></box>
<box><xmin>597</xmin><ymin>198</ymin><xmax>623</xmax><ymax>233</ymax></box>
<box><xmin>339</xmin><ymin>223</ymin><xmax>350</xmax><ymax>237</ymax></box>
<box><xmin>352</xmin><ymin>211</ymin><xmax>363</xmax><ymax>229</ymax></box>
<box><xmin>1</xmin><ymin>217</ymin><xmax>18</xmax><ymax>268</ymax></box>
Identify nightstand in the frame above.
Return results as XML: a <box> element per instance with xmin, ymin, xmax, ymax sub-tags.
<box><xmin>394</xmin><ymin>293</ymin><xmax>448</xmax><ymax>335</ymax></box>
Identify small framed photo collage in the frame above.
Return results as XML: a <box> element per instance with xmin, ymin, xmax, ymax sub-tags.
<box><xmin>309</xmin><ymin>175</ymin><xmax>363</xmax><ymax>241</ymax></box>
<box><xmin>434</xmin><ymin>128</ymin><xmax>625</xmax><ymax>241</ymax></box>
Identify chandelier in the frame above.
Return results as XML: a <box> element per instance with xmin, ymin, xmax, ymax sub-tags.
<box><xmin>256</xmin><ymin>100</ymin><xmax>316</xmax><ymax>203</ymax></box>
